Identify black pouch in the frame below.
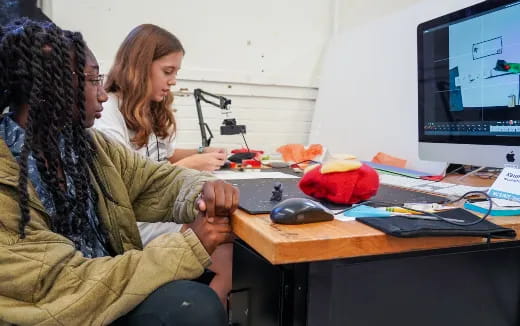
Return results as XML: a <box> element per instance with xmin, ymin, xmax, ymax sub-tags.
<box><xmin>357</xmin><ymin>208</ymin><xmax>516</xmax><ymax>239</ymax></box>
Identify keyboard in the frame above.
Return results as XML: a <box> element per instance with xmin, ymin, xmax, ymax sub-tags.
<box><xmin>379</xmin><ymin>173</ymin><xmax>489</xmax><ymax>198</ymax></box>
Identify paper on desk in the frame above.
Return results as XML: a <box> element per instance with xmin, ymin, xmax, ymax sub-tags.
<box><xmin>364</xmin><ymin>161</ymin><xmax>433</xmax><ymax>178</ymax></box>
<box><xmin>488</xmin><ymin>167</ymin><xmax>520</xmax><ymax>203</ymax></box>
<box><xmin>492</xmin><ymin>198</ymin><xmax>520</xmax><ymax>207</ymax></box>
<box><xmin>213</xmin><ymin>170</ymin><xmax>299</xmax><ymax>180</ymax></box>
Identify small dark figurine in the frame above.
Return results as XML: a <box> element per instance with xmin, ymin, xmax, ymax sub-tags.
<box><xmin>270</xmin><ymin>182</ymin><xmax>283</xmax><ymax>202</ymax></box>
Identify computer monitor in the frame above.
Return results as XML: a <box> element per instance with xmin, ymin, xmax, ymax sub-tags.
<box><xmin>418</xmin><ymin>0</ymin><xmax>520</xmax><ymax>169</ymax></box>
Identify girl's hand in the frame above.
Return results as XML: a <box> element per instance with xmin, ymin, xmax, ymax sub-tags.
<box><xmin>176</xmin><ymin>152</ymin><xmax>227</xmax><ymax>171</ymax></box>
<box><xmin>203</xmin><ymin>147</ymin><xmax>227</xmax><ymax>155</ymax></box>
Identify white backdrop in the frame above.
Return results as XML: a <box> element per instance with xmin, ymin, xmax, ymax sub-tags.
<box><xmin>46</xmin><ymin>0</ymin><xmax>332</xmax><ymax>87</ymax></box>
<box><xmin>310</xmin><ymin>0</ymin><xmax>482</xmax><ymax>174</ymax></box>
<box><xmin>42</xmin><ymin>0</ymin><xmax>333</xmax><ymax>154</ymax></box>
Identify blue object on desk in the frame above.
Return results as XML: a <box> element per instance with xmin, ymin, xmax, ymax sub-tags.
<box><xmin>464</xmin><ymin>201</ymin><xmax>520</xmax><ymax>216</ymax></box>
<box><xmin>344</xmin><ymin>205</ymin><xmax>392</xmax><ymax>218</ymax></box>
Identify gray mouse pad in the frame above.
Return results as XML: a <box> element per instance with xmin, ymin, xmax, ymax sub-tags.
<box><xmin>231</xmin><ymin>178</ymin><xmax>447</xmax><ymax>214</ymax></box>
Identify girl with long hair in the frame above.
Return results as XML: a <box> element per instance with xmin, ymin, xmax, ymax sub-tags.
<box><xmin>95</xmin><ymin>24</ymin><xmax>233</xmax><ymax>306</ymax></box>
<box><xmin>0</xmin><ymin>18</ymin><xmax>237</xmax><ymax>325</ymax></box>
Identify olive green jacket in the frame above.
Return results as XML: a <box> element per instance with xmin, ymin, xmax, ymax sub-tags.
<box><xmin>0</xmin><ymin>130</ymin><xmax>216</xmax><ymax>325</ymax></box>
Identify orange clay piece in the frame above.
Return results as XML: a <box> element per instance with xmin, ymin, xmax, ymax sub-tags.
<box><xmin>276</xmin><ymin>144</ymin><xmax>323</xmax><ymax>163</ymax></box>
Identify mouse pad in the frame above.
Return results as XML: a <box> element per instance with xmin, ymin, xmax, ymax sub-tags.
<box><xmin>231</xmin><ymin>178</ymin><xmax>447</xmax><ymax>214</ymax></box>
<box><xmin>230</xmin><ymin>178</ymin><xmax>324</xmax><ymax>214</ymax></box>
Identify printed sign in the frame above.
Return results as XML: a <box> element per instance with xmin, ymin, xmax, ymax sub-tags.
<box><xmin>488</xmin><ymin>167</ymin><xmax>520</xmax><ymax>203</ymax></box>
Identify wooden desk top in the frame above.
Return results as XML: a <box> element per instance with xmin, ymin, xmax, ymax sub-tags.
<box><xmin>231</xmin><ymin>174</ymin><xmax>520</xmax><ymax>265</ymax></box>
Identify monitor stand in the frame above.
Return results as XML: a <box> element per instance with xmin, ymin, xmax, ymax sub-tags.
<box><xmin>457</xmin><ymin>166</ymin><xmax>486</xmax><ymax>182</ymax></box>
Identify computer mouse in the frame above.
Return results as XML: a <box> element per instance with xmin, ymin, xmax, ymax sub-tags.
<box><xmin>270</xmin><ymin>198</ymin><xmax>334</xmax><ymax>225</ymax></box>
<box><xmin>220</xmin><ymin>161</ymin><xmax>232</xmax><ymax>169</ymax></box>
<box><xmin>228</xmin><ymin>152</ymin><xmax>256</xmax><ymax>163</ymax></box>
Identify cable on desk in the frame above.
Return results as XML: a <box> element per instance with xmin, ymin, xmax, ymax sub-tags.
<box><xmin>408</xmin><ymin>190</ymin><xmax>493</xmax><ymax>226</ymax></box>
<box><xmin>332</xmin><ymin>200</ymin><xmax>372</xmax><ymax>216</ymax></box>
<box><xmin>333</xmin><ymin>192</ymin><xmax>493</xmax><ymax>226</ymax></box>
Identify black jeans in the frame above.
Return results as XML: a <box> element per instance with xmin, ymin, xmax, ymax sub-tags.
<box><xmin>111</xmin><ymin>280</ymin><xmax>227</xmax><ymax>326</ymax></box>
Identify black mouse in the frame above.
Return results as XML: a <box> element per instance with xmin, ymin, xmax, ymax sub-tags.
<box><xmin>220</xmin><ymin>161</ymin><xmax>232</xmax><ymax>169</ymax></box>
<box><xmin>228</xmin><ymin>152</ymin><xmax>256</xmax><ymax>163</ymax></box>
<box><xmin>270</xmin><ymin>198</ymin><xmax>334</xmax><ymax>225</ymax></box>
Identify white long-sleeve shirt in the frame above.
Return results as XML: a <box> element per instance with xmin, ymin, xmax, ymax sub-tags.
<box><xmin>94</xmin><ymin>93</ymin><xmax>177</xmax><ymax>162</ymax></box>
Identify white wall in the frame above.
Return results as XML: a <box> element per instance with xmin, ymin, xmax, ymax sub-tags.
<box><xmin>336</xmin><ymin>0</ymin><xmax>421</xmax><ymax>31</ymax></box>
<box><xmin>44</xmin><ymin>0</ymin><xmax>332</xmax><ymax>154</ymax></box>
<box><xmin>172</xmin><ymin>82</ymin><xmax>317</xmax><ymax>151</ymax></box>
<box><xmin>310</xmin><ymin>0</ymin><xmax>482</xmax><ymax>174</ymax></box>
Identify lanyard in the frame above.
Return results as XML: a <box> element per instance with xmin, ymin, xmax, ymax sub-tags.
<box><xmin>145</xmin><ymin>134</ymin><xmax>161</xmax><ymax>162</ymax></box>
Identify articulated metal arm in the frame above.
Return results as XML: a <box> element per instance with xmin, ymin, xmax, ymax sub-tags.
<box><xmin>194</xmin><ymin>88</ymin><xmax>231</xmax><ymax>147</ymax></box>
<box><xmin>193</xmin><ymin>88</ymin><xmax>245</xmax><ymax>147</ymax></box>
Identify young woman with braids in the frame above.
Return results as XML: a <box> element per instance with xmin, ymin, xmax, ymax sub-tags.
<box><xmin>94</xmin><ymin>24</ymin><xmax>233</xmax><ymax>307</ymax></box>
<box><xmin>0</xmin><ymin>19</ymin><xmax>238</xmax><ymax>326</ymax></box>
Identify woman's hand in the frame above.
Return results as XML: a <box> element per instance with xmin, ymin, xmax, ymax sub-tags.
<box><xmin>203</xmin><ymin>147</ymin><xmax>227</xmax><ymax>155</ymax></box>
<box><xmin>196</xmin><ymin>180</ymin><xmax>239</xmax><ymax>217</ymax></box>
<box><xmin>189</xmin><ymin>214</ymin><xmax>232</xmax><ymax>255</ymax></box>
<box><xmin>189</xmin><ymin>180</ymin><xmax>239</xmax><ymax>254</ymax></box>
<box><xmin>176</xmin><ymin>152</ymin><xmax>227</xmax><ymax>171</ymax></box>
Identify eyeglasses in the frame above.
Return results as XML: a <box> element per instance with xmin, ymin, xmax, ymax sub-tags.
<box><xmin>73</xmin><ymin>72</ymin><xmax>105</xmax><ymax>87</ymax></box>
<box><xmin>85</xmin><ymin>73</ymin><xmax>105</xmax><ymax>87</ymax></box>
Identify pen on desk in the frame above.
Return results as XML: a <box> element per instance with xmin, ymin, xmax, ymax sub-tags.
<box><xmin>385</xmin><ymin>207</ymin><xmax>422</xmax><ymax>215</ymax></box>
<box><xmin>394</xmin><ymin>214</ymin><xmax>465</xmax><ymax>223</ymax></box>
